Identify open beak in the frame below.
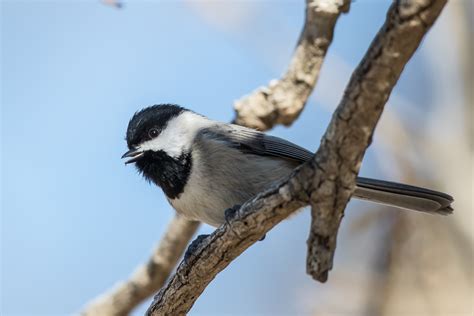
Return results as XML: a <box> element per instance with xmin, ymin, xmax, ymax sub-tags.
<box><xmin>121</xmin><ymin>148</ymin><xmax>145</xmax><ymax>164</ymax></box>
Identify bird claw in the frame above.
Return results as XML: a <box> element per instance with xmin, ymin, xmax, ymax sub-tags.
<box><xmin>224</xmin><ymin>204</ymin><xmax>241</xmax><ymax>224</ymax></box>
<box><xmin>224</xmin><ymin>205</ymin><xmax>266</xmax><ymax>241</ymax></box>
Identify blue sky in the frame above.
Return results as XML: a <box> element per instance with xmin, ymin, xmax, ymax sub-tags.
<box><xmin>1</xmin><ymin>0</ymin><xmax>445</xmax><ymax>315</ymax></box>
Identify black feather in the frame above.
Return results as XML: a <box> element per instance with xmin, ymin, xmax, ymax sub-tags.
<box><xmin>135</xmin><ymin>150</ymin><xmax>192</xmax><ymax>199</ymax></box>
<box><xmin>126</xmin><ymin>104</ymin><xmax>185</xmax><ymax>148</ymax></box>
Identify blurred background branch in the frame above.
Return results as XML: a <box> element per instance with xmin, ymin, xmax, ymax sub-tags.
<box><xmin>101</xmin><ymin>0</ymin><xmax>123</xmax><ymax>10</ymax></box>
<box><xmin>371</xmin><ymin>2</ymin><xmax>473</xmax><ymax>314</ymax></box>
<box><xmin>233</xmin><ymin>0</ymin><xmax>350</xmax><ymax>131</ymax></box>
<box><xmin>81</xmin><ymin>216</ymin><xmax>199</xmax><ymax>316</ymax></box>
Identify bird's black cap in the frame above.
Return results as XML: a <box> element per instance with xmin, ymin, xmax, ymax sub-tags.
<box><xmin>126</xmin><ymin>104</ymin><xmax>186</xmax><ymax>148</ymax></box>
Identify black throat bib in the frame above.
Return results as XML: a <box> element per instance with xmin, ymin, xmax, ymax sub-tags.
<box><xmin>136</xmin><ymin>150</ymin><xmax>192</xmax><ymax>199</ymax></box>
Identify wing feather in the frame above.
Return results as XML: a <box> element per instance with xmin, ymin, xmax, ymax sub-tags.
<box><xmin>200</xmin><ymin>124</ymin><xmax>313</xmax><ymax>163</ymax></box>
<box><xmin>197</xmin><ymin>123</ymin><xmax>454</xmax><ymax>215</ymax></box>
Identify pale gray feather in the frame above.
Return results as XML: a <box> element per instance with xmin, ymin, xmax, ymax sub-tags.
<box><xmin>168</xmin><ymin>125</ymin><xmax>298</xmax><ymax>227</ymax></box>
<box><xmin>354</xmin><ymin>177</ymin><xmax>453</xmax><ymax>215</ymax></box>
<box><xmin>194</xmin><ymin>123</ymin><xmax>453</xmax><ymax>220</ymax></box>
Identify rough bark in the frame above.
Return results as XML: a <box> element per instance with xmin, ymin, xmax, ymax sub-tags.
<box><xmin>147</xmin><ymin>1</ymin><xmax>447</xmax><ymax>314</ymax></box>
<box><xmin>306</xmin><ymin>0</ymin><xmax>447</xmax><ymax>281</ymax></box>
<box><xmin>233</xmin><ymin>0</ymin><xmax>350</xmax><ymax>131</ymax></box>
<box><xmin>80</xmin><ymin>216</ymin><xmax>199</xmax><ymax>316</ymax></box>
<box><xmin>147</xmin><ymin>163</ymin><xmax>311</xmax><ymax>315</ymax></box>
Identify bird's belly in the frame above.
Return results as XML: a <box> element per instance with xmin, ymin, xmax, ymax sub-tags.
<box><xmin>169</xmin><ymin>163</ymin><xmax>294</xmax><ymax>227</ymax></box>
<box><xmin>168</xmin><ymin>181</ymin><xmax>244</xmax><ymax>227</ymax></box>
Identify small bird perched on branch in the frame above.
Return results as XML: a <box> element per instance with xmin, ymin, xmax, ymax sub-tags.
<box><xmin>122</xmin><ymin>104</ymin><xmax>453</xmax><ymax>227</ymax></box>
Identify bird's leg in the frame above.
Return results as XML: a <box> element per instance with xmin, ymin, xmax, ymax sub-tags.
<box><xmin>184</xmin><ymin>234</ymin><xmax>209</xmax><ymax>262</ymax></box>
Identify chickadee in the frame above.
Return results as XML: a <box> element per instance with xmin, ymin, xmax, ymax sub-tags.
<box><xmin>122</xmin><ymin>104</ymin><xmax>453</xmax><ymax>227</ymax></box>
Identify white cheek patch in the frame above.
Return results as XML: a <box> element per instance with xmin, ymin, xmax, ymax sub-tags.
<box><xmin>139</xmin><ymin>111</ymin><xmax>212</xmax><ymax>158</ymax></box>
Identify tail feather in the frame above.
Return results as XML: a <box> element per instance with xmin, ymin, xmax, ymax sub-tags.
<box><xmin>354</xmin><ymin>177</ymin><xmax>454</xmax><ymax>215</ymax></box>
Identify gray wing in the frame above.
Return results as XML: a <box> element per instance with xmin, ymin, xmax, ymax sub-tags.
<box><xmin>198</xmin><ymin>124</ymin><xmax>453</xmax><ymax>216</ymax></box>
<box><xmin>200</xmin><ymin>124</ymin><xmax>313</xmax><ymax>163</ymax></box>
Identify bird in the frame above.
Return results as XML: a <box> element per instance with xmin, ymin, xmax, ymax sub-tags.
<box><xmin>122</xmin><ymin>104</ymin><xmax>453</xmax><ymax>227</ymax></box>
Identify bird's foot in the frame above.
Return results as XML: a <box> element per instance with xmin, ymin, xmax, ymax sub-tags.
<box><xmin>224</xmin><ymin>204</ymin><xmax>241</xmax><ymax>225</ymax></box>
<box><xmin>224</xmin><ymin>204</ymin><xmax>265</xmax><ymax>241</ymax></box>
<box><xmin>184</xmin><ymin>234</ymin><xmax>209</xmax><ymax>262</ymax></box>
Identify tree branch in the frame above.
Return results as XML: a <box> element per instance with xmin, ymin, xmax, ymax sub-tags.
<box><xmin>147</xmin><ymin>0</ymin><xmax>447</xmax><ymax>314</ymax></box>
<box><xmin>307</xmin><ymin>0</ymin><xmax>447</xmax><ymax>281</ymax></box>
<box><xmin>81</xmin><ymin>1</ymin><xmax>348</xmax><ymax>314</ymax></box>
<box><xmin>80</xmin><ymin>216</ymin><xmax>199</xmax><ymax>316</ymax></box>
<box><xmin>233</xmin><ymin>0</ymin><xmax>350</xmax><ymax>131</ymax></box>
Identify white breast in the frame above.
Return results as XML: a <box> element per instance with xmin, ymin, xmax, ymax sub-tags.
<box><xmin>168</xmin><ymin>149</ymin><xmax>231</xmax><ymax>226</ymax></box>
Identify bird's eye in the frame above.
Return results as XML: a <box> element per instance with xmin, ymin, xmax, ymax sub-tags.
<box><xmin>148</xmin><ymin>128</ymin><xmax>159</xmax><ymax>139</ymax></box>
